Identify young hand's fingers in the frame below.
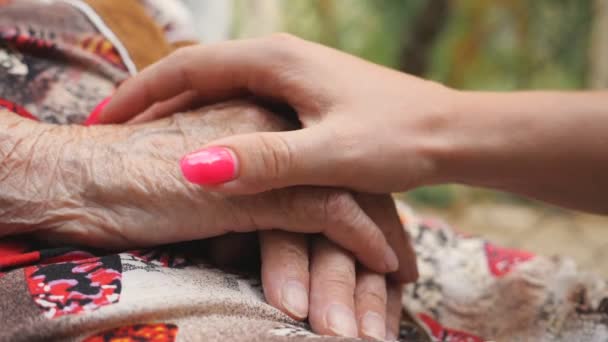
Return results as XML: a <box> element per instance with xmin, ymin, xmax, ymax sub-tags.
<box><xmin>308</xmin><ymin>237</ymin><xmax>358</xmax><ymax>338</ymax></box>
<box><xmin>127</xmin><ymin>90</ymin><xmax>200</xmax><ymax>124</ymax></box>
<box><xmin>99</xmin><ymin>35</ymin><xmax>308</xmax><ymax>124</ymax></box>
<box><xmin>354</xmin><ymin>267</ymin><xmax>387</xmax><ymax>341</ymax></box>
<box><xmin>230</xmin><ymin>187</ymin><xmax>398</xmax><ymax>274</ymax></box>
<box><xmin>259</xmin><ymin>231</ymin><xmax>310</xmax><ymax>320</ymax></box>
<box><xmin>385</xmin><ymin>280</ymin><xmax>403</xmax><ymax>341</ymax></box>
<box><xmin>354</xmin><ymin>193</ymin><xmax>419</xmax><ymax>283</ymax></box>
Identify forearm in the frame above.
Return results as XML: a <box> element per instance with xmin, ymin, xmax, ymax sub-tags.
<box><xmin>0</xmin><ymin>108</ymin><xmax>226</xmax><ymax>238</ymax></box>
<box><xmin>0</xmin><ymin>111</ymin><xmax>88</xmax><ymax>235</ymax></box>
<box><xmin>432</xmin><ymin>90</ymin><xmax>608</xmax><ymax>213</ymax></box>
<box><xmin>0</xmin><ymin>102</ymin><xmax>280</xmax><ymax>236</ymax></box>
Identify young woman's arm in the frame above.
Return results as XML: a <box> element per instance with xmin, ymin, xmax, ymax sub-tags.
<box><xmin>434</xmin><ymin>91</ymin><xmax>608</xmax><ymax>214</ymax></box>
<box><xmin>100</xmin><ymin>35</ymin><xmax>608</xmax><ymax>214</ymax></box>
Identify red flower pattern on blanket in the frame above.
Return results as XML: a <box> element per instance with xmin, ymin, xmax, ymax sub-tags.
<box><xmin>484</xmin><ymin>242</ymin><xmax>535</xmax><ymax>277</ymax></box>
<box><xmin>419</xmin><ymin>313</ymin><xmax>484</xmax><ymax>342</ymax></box>
<box><xmin>84</xmin><ymin>323</ymin><xmax>178</xmax><ymax>342</ymax></box>
<box><xmin>25</xmin><ymin>255</ymin><xmax>122</xmax><ymax>318</ymax></box>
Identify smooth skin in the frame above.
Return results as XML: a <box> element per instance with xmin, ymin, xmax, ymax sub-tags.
<box><xmin>101</xmin><ymin>33</ymin><xmax>608</xmax><ymax>215</ymax></box>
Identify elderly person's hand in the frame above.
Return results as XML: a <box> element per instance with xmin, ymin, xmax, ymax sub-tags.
<box><xmin>258</xmin><ymin>193</ymin><xmax>407</xmax><ymax>340</ymax></box>
<box><xmin>96</xmin><ymin>100</ymin><xmax>414</xmax><ymax>339</ymax></box>
<box><xmin>0</xmin><ymin>101</ymin><xmax>416</xmax><ymax>339</ymax></box>
<box><xmin>207</xmin><ymin>193</ymin><xmax>406</xmax><ymax>340</ymax></box>
<box><xmin>0</xmin><ymin>102</ymin><xmax>413</xmax><ymax>277</ymax></box>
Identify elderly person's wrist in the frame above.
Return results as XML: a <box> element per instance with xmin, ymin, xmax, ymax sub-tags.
<box><xmin>0</xmin><ymin>112</ymin><xmax>88</xmax><ymax>236</ymax></box>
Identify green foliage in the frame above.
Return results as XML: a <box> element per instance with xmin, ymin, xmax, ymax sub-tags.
<box><xmin>271</xmin><ymin>0</ymin><xmax>592</xmax><ymax>89</ymax></box>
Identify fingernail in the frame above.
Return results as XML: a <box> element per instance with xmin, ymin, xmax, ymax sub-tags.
<box><xmin>84</xmin><ymin>96</ymin><xmax>111</xmax><ymax>126</ymax></box>
<box><xmin>281</xmin><ymin>280</ymin><xmax>308</xmax><ymax>319</ymax></box>
<box><xmin>385</xmin><ymin>249</ymin><xmax>399</xmax><ymax>272</ymax></box>
<box><xmin>361</xmin><ymin>311</ymin><xmax>386</xmax><ymax>341</ymax></box>
<box><xmin>325</xmin><ymin>303</ymin><xmax>358</xmax><ymax>337</ymax></box>
<box><xmin>180</xmin><ymin>147</ymin><xmax>237</xmax><ymax>185</ymax></box>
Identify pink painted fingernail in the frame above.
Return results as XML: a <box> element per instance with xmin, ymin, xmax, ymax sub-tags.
<box><xmin>84</xmin><ymin>96</ymin><xmax>111</xmax><ymax>126</ymax></box>
<box><xmin>180</xmin><ymin>147</ymin><xmax>237</xmax><ymax>185</ymax></box>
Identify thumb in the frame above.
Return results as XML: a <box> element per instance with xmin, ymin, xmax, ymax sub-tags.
<box><xmin>180</xmin><ymin>128</ymin><xmax>338</xmax><ymax>194</ymax></box>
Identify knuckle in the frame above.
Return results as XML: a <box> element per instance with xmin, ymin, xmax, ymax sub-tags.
<box><xmin>319</xmin><ymin>266</ymin><xmax>356</xmax><ymax>291</ymax></box>
<box><xmin>168</xmin><ymin>46</ymin><xmax>192</xmax><ymax>61</ymax></box>
<box><xmin>358</xmin><ymin>289</ymin><xmax>387</xmax><ymax>308</ymax></box>
<box><xmin>170</xmin><ymin>46</ymin><xmax>195</xmax><ymax>61</ymax></box>
<box><xmin>322</xmin><ymin>191</ymin><xmax>360</xmax><ymax>225</ymax></box>
<box><xmin>262</xmin><ymin>33</ymin><xmax>301</xmax><ymax>64</ymax></box>
<box><xmin>357</xmin><ymin>281</ymin><xmax>387</xmax><ymax>307</ymax></box>
<box><xmin>275</xmin><ymin>240</ymin><xmax>308</xmax><ymax>265</ymax></box>
<box><xmin>254</xmin><ymin>134</ymin><xmax>293</xmax><ymax>185</ymax></box>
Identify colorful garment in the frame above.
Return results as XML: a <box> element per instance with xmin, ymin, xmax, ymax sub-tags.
<box><xmin>0</xmin><ymin>1</ymin><xmax>607</xmax><ymax>341</ymax></box>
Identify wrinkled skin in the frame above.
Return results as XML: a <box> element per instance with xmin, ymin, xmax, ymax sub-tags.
<box><xmin>0</xmin><ymin>102</ymin><xmax>389</xmax><ymax>258</ymax></box>
<box><xmin>0</xmin><ymin>100</ymin><xmax>412</xmax><ymax>339</ymax></box>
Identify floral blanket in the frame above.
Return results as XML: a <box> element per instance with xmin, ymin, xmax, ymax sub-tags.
<box><xmin>0</xmin><ymin>1</ymin><xmax>606</xmax><ymax>341</ymax></box>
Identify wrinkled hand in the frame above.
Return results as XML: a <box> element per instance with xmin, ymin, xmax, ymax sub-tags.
<box><xmin>206</xmin><ymin>194</ymin><xmax>405</xmax><ymax>340</ymax></box>
<box><xmin>261</xmin><ymin>193</ymin><xmax>406</xmax><ymax>340</ymax></box>
<box><xmin>92</xmin><ymin>91</ymin><xmax>415</xmax><ymax>339</ymax></box>
<box><xmin>1</xmin><ymin>102</ymin><xmax>415</xmax><ymax>278</ymax></box>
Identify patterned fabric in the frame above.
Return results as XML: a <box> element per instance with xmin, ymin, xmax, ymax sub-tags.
<box><xmin>0</xmin><ymin>0</ymin><xmax>128</xmax><ymax>124</ymax></box>
<box><xmin>25</xmin><ymin>255</ymin><xmax>122</xmax><ymax>318</ymax></box>
<box><xmin>83</xmin><ymin>323</ymin><xmax>178</xmax><ymax>342</ymax></box>
<box><xmin>0</xmin><ymin>1</ymin><xmax>607</xmax><ymax>341</ymax></box>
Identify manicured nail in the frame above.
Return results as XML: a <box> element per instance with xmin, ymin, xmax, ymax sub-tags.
<box><xmin>385</xmin><ymin>249</ymin><xmax>399</xmax><ymax>272</ymax></box>
<box><xmin>180</xmin><ymin>147</ymin><xmax>237</xmax><ymax>185</ymax></box>
<box><xmin>361</xmin><ymin>311</ymin><xmax>386</xmax><ymax>341</ymax></box>
<box><xmin>281</xmin><ymin>280</ymin><xmax>308</xmax><ymax>319</ymax></box>
<box><xmin>325</xmin><ymin>303</ymin><xmax>358</xmax><ymax>337</ymax></box>
<box><xmin>85</xmin><ymin>96</ymin><xmax>111</xmax><ymax>126</ymax></box>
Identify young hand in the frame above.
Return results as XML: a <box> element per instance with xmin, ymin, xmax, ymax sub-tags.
<box><xmin>100</xmin><ymin>34</ymin><xmax>454</xmax><ymax>195</ymax></box>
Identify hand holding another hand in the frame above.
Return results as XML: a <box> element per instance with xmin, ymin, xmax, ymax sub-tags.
<box><xmin>100</xmin><ymin>34</ymin><xmax>455</xmax><ymax>195</ymax></box>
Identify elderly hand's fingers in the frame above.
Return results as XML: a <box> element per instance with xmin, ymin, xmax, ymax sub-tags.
<box><xmin>355</xmin><ymin>267</ymin><xmax>388</xmax><ymax>341</ymax></box>
<box><xmin>99</xmin><ymin>34</ymin><xmax>313</xmax><ymax>124</ymax></box>
<box><xmin>354</xmin><ymin>193</ymin><xmax>418</xmax><ymax>283</ymax></box>
<box><xmin>386</xmin><ymin>280</ymin><xmax>403</xmax><ymax>341</ymax></box>
<box><xmin>308</xmin><ymin>237</ymin><xmax>358</xmax><ymax>338</ymax></box>
<box><xmin>231</xmin><ymin>187</ymin><xmax>398</xmax><ymax>275</ymax></box>
<box><xmin>259</xmin><ymin>231</ymin><xmax>310</xmax><ymax>320</ymax></box>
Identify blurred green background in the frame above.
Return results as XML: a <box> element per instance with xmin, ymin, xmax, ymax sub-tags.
<box><xmin>228</xmin><ymin>0</ymin><xmax>608</xmax><ymax>276</ymax></box>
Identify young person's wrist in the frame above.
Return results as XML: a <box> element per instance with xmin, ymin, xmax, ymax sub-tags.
<box><xmin>408</xmin><ymin>86</ymin><xmax>475</xmax><ymax>188</ymax></box>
